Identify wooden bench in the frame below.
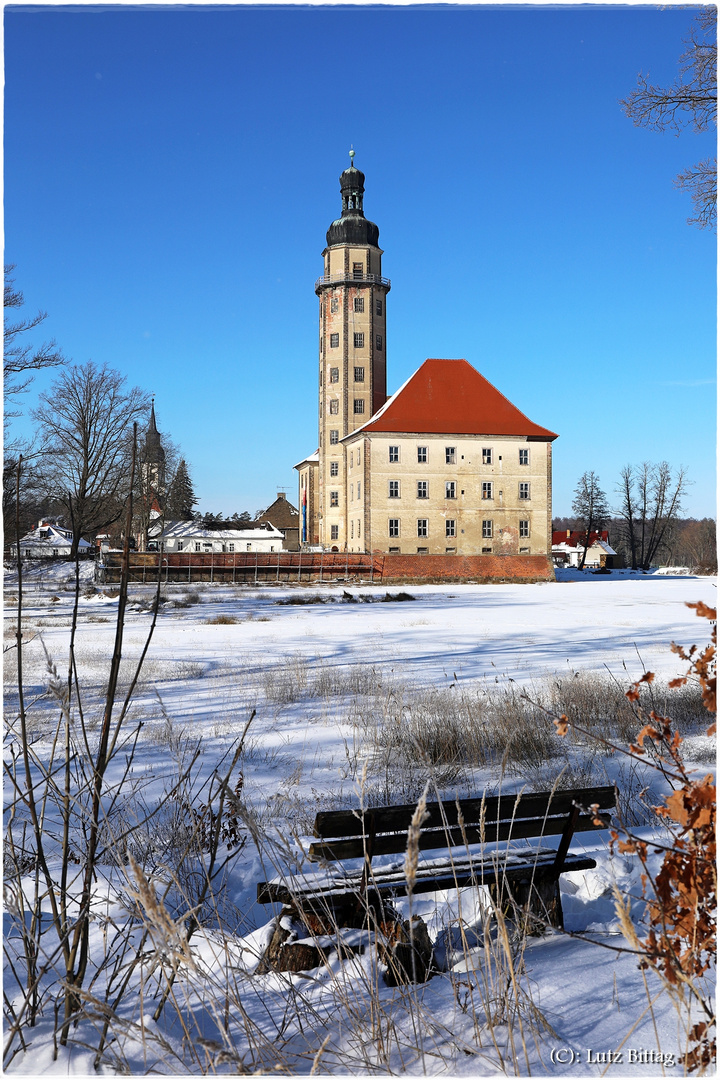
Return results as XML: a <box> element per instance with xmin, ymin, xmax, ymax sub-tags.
<box><xmin>258</xmin><ymin>784</ymin><xmax>617</xmax><ymax>932</ymax></box>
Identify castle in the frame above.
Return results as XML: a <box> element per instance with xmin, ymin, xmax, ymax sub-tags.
<box><xmin>295</xmin><ymin>154</ymin><xmax>557</xmax><ymax>560</ymax></box>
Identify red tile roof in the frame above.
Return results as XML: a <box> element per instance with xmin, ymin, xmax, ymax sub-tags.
<box><xmin>552</xmin><ymin>530</ymin><xmax>609</xmax><ymax>547</ymax></box>
<box><xmin>355</xmin><ymin>359</ymin><xmax>557</xmax><ymax>439</ymax></box>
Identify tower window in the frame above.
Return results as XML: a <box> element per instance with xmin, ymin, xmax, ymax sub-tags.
<box><xmin>388</xmin><ymin>481</ymin><xmax>400</xmax><ymax>498</ymax></box>
<box><xmin>330</xmin><ymin>491</ymin><xmax>339</xmax><ymax>507</ymax></box>
<box><xmin>330</xmin><ymin>461</ymin><xmax>339</xmax><ymax>477</ymax></box>
<box><xmin>375</xmin><ymin>299</ymin><xmax>383</xmax><ymax>315</ymax></box>
<box><xmin>330</xmin><ymin>333</ymin><xmax>339</xmax><ymax>348</ymax></box>
<box><xmin>417</xmin><ymin>481</ymin><xmax>428</xmax><ymax>499</ymax></box>
<box><xmin>389</xmin><ymin>518</ymin><xmax>400</xmax><ymax>538</ymax></box>
<box><xmin>350</xmin><ymin>521</ymin><xmax>353</xmax><ymax>539</ymax></box>
<box><xmin>330</xmin><ymin>297</ymin><xmax>338</xmax><ymax>313</ymax></box>
<box><xmin>417</xmin><ymin>519</ymin><xmax>428</xmax><ymax>538</ymax></box>
<box><xmin>519</xmin><ymin>482</ymin><xmax>531</xmax><ymax>500</ymax></box>
<box><xmin>445</xmin><ymin>446</ymin><xmax>456</xmax><ymax>464</ymax></box>
<box><xmin>376</xmin><ymin>335</ymin><xmax>382</xmax><ymax>350</ymax></box>
<box><xmin>354</xmin><ymin>366</ymin><xmax>365</xmax><ymax>382</ymax></box>
<box><xmin>330</xmin><ymin>430</ymin><xmax>339</xmax><ymax>445</ymax></box>
<box><xmin>482</xmin><ymin>448</ymin><xmax>492</xmax><ymax>465</ymax></box>
<box><xmin>329</xmin><ymin>399</ymin><xmax>339</xmax><ymax>415</ymax></box>
<box><xmin>389</xmin><ymin>445</ymin><xmax>399</xmax><ymax>463</ymax></box>
<box><xmin>519</xmin><ymin>448</ymin><xmax>529</xmax><ymax>465</ymax></box>
<box><xmin>353</xmin><ymin>262</ymin><xmax>363</xmax><ymax>279</ymax></box>
<box><xmin>357</xmin><ymin>448</ymin><xmax>361</xmax><ymax>465</ymax></box>
<box><xmin>482</xmin><ymin>482</ymin><xmax>493</xmax><ymax>500</ymax></box>
<box><xmin>417</xmin><ymin>446</ymin><xmax>428</xmax><ymax>464</ymax></box>
<box><xmin>446</xmin><ymin>520</ymin><xmax>456</xmax><ymax>538</ymax></box>
<box><xmin>353</xmin><ymin>399</ymin><xmax>365</xmax><ymax>414</ymax></box>
<box><xmin>331</xmin><ymin>525</ymin><xmax>339</xmax><ymax>540</ymax></box>
<box><xmin>520</xmin><ymin>519</ymin><xmax>530</xmax><ymax>538</ymax></box>
<box><xmin>353</xmin><ymin>332</ymin><xmax>365</xmax><ymax>348</ymax></box>
<box><xmin>354</xmin><ymin>297</ymin><xmax>364</xmax><ymax>313</ymax></box>
<box><xmin>329</xmin><ymin>367</ymin><xmax>339</xmax><ymax>383</ymax></box>
<box><xmin>482</xmin><ymin>519</ymin><xmax>493</xmax><ymax>538</ymax></box>
<box><xmin>357</xmin><ymin>482</ymin><xmax>361</xmax><ymax>499</ymax></box>
<box><xmin>445</xmin><ymin>481</ymin><xmax>456</xmax><ymax>499</ymax></box>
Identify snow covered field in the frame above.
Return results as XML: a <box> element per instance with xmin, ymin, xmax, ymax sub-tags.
<box><xmin>4</xmin><ymin>565</ymin><xmax>716</xmax><ymax>1075</ymax></box>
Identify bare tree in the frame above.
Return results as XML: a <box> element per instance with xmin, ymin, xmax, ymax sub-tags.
<box><xmin>615</xmin><ymin>461</ymin><xmax>689</xmax><ymax>569</ymax></box>
<box><xmin>620</xmin><ymin>10</ymin><xmax>717</xmax><ymax>230</ymax></box>
<box><xmin>32</xmin><ymin>362</ymin><xmax>150</xmax><ymax>557</ymax></box>
<box><xmin>571</xmin><ymin>471</ymin><xmax>610</xmax><ymax>570</ymax></box>
<box><xmin>4</xmin><ymin>265</ymin><xmax>66</xmax><ymax>413</ymax></box>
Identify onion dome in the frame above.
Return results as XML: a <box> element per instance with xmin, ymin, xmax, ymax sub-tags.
<box><xmin>326</xmin><ymin>150</ymin><xmax>380</xmax><ymax>248</ymax></box>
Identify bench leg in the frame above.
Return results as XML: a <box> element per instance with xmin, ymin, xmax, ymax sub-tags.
<box><xmin>490</xmin><ymin>875</ymin><xmax>563</xmax><ymax>933</ymax></box>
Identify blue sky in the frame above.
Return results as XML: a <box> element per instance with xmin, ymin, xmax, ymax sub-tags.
<box><xmin>5</xmin><ymin>3</ymin><xmax>716</xmax><ymax>519</ymax></box>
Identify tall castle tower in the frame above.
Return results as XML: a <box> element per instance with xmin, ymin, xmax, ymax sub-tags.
<box><xmin>314</xmin><ymin>152</ymin><xmax>390</xmax><ymax>549</ymax></box>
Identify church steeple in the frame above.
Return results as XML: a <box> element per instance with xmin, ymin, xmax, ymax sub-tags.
<box><xmin>143</xmin><ymin>399</ymin><xmax>165</xmax><ymax>465</ymax></box>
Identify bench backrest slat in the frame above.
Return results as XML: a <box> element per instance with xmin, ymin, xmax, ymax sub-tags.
<box><xmin>309</xmin><ymin>785</ymin><xmax>616</xmax><ymax>863</ymax></box>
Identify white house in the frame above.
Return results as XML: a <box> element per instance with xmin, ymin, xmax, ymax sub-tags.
<box><xmin>157</xmin><ymin>520</ymin><xmax>285</xmax><ymax>554</ymax></box>
<box><xmin>11</xmin><ymin>521</ymin><xmax>92</xmax><ymax>559</ymax></box>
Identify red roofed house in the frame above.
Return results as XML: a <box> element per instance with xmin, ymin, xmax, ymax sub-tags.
<box><xmin>296</xmin><ymin>155</ymin><xmax>558</xmax><ymax>560</ymax></box>
<box><xmin>551</xmin><ymin>530</ymin><xmax>620</xmax><ymax>569</ymax></box>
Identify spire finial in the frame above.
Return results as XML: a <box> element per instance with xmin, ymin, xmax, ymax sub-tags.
<box><xmin>349</xmin><ymin>147</ymin><xmax>355</xmax><ymax>165</ymax></box>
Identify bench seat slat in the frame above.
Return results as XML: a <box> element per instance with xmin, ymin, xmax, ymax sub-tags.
<box><xmin>258</xmin><ymin>850</ymin><xmax>597</xmax><ymax>906</ymax></box>
<box><xmin>313</xmin><ymin>785</ymin><xmax>616</xmax><ymax>840</ymax></box>
<box><xmin>309</xmin><ymin>812</ymin><xmax>609</xmax><ymax>862</ymax></box>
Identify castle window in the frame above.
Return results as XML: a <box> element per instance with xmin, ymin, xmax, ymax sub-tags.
<box><xmin>354</xmin><ymin>399</ymin><xmax>365</xmax><ymax>414</ymax></box>
<box><xmin>482</xmin><ymin>547</ymin><xmax>492</xmax><ymax>554</ymax></box>
<box><xmin>353</xmin><ymin>332</ymin><xmax>365</xmax><ymax>348</ymax></box>
<box><xmin>357</xmin><ymin>482</ymin><xmax>361</xmax><ymax>499</ymax></box>
<box><xmin>389</xmin><ymin>519</ymin><xmax>400</xmax><ymax>538</ymax></box>
<box><xmin>417</xmin><ymin>481</ymin><xmax>428</xmax><ymax>499</ymax></box>
<box><xmin>330</xmin><ymin>461</ymin><xmax>339</xmax><ymax>477</ymax></box>
<box><xmin>375</xmin><ymin>299</ymin><xmax>383</xmax><ymax>315</ymax></box>
<box><xmin>330</xmin><ymin>333</ymin><xmax>339</xmax><ymax>348</ymax></box>
<box><xmin>330</xmin><ymin>491</ymin><xmax>339</xmax><ymax>507</ymax></box>
<box><xmin>353</xmin><ymin>262</ymin><xmax>363</xmax><ymax>279</ymax></box>
<box><xmin>482</xmin><ymin>519</ymin><xmax>493</xmax><ymax>538</ymax></box>
<box><xmin>329</xmin><ymin>367</ymin><xmax>339</xmax><ymax>383</ymax></box>
<box><xmin>195</xmin><ymin>543</ymin><xmax>201</xmax><ymax>552</ymax></box>
<box><xmin>520</xmin><ymin>547</ymin><xmax>530</xmax><ymax>553</ymax></box>
<box><xmin>357</xmin><ymin>448</ymin><xmax>361</xmax><ymax>465</ymax></box>
<box><xmin>445</xmin><ymin>481</ymin><xmax>456</xmax><ymax>499</ymax></box>
<box><xmin>417</xmin><ymin>446</ymin><xmax>428</xmax><ymax>464</ymax></box>
<box><xmin>482</xmin><ymin>448</ymin><xmax>492</xmax><ymax>465</ymax></box>
<box><xmin>331</xmin><ymin>297</ymin><xmax>339</xmax><ymax>313</ymax></box>
<box><xmin>354</xmin><ymin>297</ymin><xmax>364</xmax><ymax>313</ymax></box>
<box><xmin>417</xmin><ymin>519</ymin><xmax>428</xmax><ymax>538</ymax></box>
<box><xmin>354</xmin><ymin>366</ymin><xmax>365</xmax><ymax>382</ymax></box>
<box><xmin>331</xmin><ymin>525</ymin><xmax>339</xmax><ymax>540</ymax></box>
<box><xmin>388</xmin><ymin>481</ymin><xmax>400</xmax><ymax>498</ymax></box>
<box><xmin>519</xmin><ymin>448</ymin><xmax>529</xmax><ymax>465</ymax></box>
<box><xmin>389</xmin><ymin>445</ymin><xmax>399</xmax><ymax>463</ymax></box>
<box><xmin>482</xmin><ymin>482</ymin><xmax>493</xmax><ymax>500</ymax></box>
<box><xmin>389</xmin><ymin>546</ymin><xmax>400</xmax><ymax>553</ymax></box>
<box><xmin>329</xmin><ymin>399</ymin><xmax>339</xmax><ymax>415</ymax></box>
<box><xmin>229</xmin><ymin>544</ymin><xmax>234</xmax><ymax>552</ymax></box>
<box><xmin>445</xmin><ymin>446</ymin><xmax>456</xmax><ymax>464</ymax></box>
<box><xmin>330</xmin><ymin>430</ymin><xmax>339</xmax><ymax>445</ymax></box>
<box><xmin>376</xmin><ymin>335</ymin><xmax>382</xmax><ymax>350</ymax></box>
<box><xmin>357</xmin><ymin>519</ymin><xmax>361</xmax><ymax>536</ymax></box>
<box><xmin>519</xmin><ymin>482</ymin><xmax>531</xmax><ymax>500</ymax></box>
<box><xmin>520</xmin><ymin>519</ymin><xmax>530</xmax><ymax>538</ymax></box>
<box><xmin>350</xmin><ymin>521</ymin><xmax>354</xmax><ymax>538</ymax></box>
<box><xmin>446</xmin><ymin>519</ymin><xmax>456</xmax><ymax>538</ymax></box>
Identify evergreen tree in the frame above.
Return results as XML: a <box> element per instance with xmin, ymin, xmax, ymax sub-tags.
<box><xmin>571</xmin><ymin>471</ymin><xmax>610</xmax><ymax>571</ymax></box>
<box><xmin>165</xmin><ymin>459</ymin><xmax>197</xmax><ymax>521</ymax></box>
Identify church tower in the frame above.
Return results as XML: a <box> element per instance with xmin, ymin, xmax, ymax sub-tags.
<box><xmin>314</xmin><ymin>152</ymin><xmax>390</xmax><ymax>550</ymax></box>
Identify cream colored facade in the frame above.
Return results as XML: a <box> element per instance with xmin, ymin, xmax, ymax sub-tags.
<box><xmin>342</xmin><ymin>432</ymin><xmax>552</xmax><ymax>555</ymax></box>
<box><xmin>296</xmin><ymin>157</ymin><xmax>556</xmax><ymax>556</ymax></box>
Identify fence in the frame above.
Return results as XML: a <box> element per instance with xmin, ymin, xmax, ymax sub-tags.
<box><xmin>96</xmin><ymin>550</ymin><xmax>384</xmax><ymax>585</ymax></box>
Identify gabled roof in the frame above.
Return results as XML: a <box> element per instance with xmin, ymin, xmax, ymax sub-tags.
<box><xmin>256</xmin><ymin>494</ymin><xmax>299</xmax><ymax>530</ymax></box>
<box><xmin>349</xmin><ymin>359</ymin><xmax>557</xmax><ymax>440</ymax></box>
<box><xmin>552</xmin><ymin>530</ymin><xmax>609</xmax><ymax>548</ymax></box>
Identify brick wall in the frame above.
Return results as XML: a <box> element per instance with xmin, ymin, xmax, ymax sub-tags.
<box><xmin>379</xmin><ymin>554</ymin><xmax>555</xmax><ymax>582</ymax></box>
